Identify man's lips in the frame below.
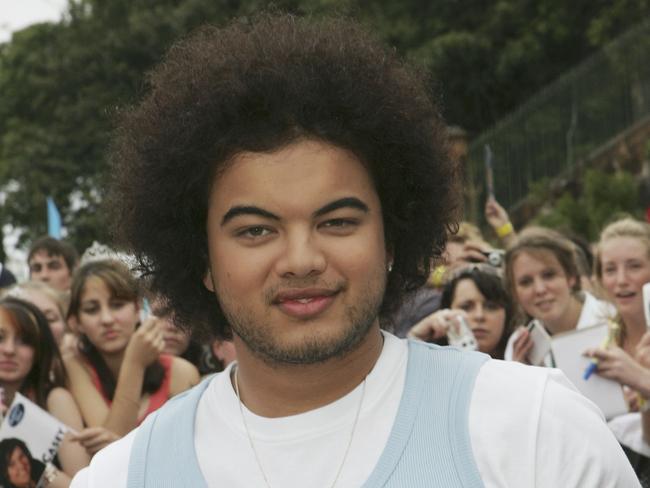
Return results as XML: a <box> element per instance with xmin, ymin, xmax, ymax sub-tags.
<box><xmin>273</xmin><ymin>288</ymin><xmax>339</xmax><ymax>319</ymax></box>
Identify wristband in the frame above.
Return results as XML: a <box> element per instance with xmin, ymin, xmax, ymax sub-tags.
<box><xmin>639</xmin><ymin>395</ymin><xmax>650</xmax><ymax>413</ymax></box>
<box><xmin>429</xmin><ymin>266</ymin><xmax>447</xmax><ymax>288</ymax></box>
<box><xmin>496</xmin><ymin>222</ymin><xmax>514</xmax><ymax>238</ymax></box>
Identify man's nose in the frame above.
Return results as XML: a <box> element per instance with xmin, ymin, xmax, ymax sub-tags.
<box><xmin>35</xmin><ymin>268</ymin><xmax>50</xmax><ymax>281</ymax></box>
<box><xmin>275</xmin><ymin>231</ymin><xmax>326</xmax><ymax>278</ymax></box>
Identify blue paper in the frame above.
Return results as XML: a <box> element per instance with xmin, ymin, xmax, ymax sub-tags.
<box><xmin>47</xmin><ymin>197</ymin><xmax>62</xmax><ymax>239</ymax></box>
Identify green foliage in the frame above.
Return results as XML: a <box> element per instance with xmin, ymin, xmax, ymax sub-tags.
<box><xmin>534</xmin><ymin>169</ymin><xmax>641</xmax><ymax>240</ymax></box>
<box><xmin>1</xmin><ymin>0</ymin><xmax>648</xmax><ymax>252</ymax></box>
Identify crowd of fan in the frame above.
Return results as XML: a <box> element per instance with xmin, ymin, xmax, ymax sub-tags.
<box><xmin>2</xmin><ymin>195</ymin><xmax>650</xmax><ymax>486</ymax></box>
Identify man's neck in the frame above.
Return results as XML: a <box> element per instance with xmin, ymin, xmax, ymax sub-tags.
<box><xmin>232</xmin><ymin>325</ymin><xmax>384</xmax><ymax>418</ymax></box>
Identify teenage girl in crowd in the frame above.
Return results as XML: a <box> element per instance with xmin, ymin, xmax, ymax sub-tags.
<box><xmin>64</xmin><ymin>259</ymin><xmax>199</xmax><ymax>444</ymax></box>
<box><xmin>148</xmin><ymin>295</ymin><xmax>207</xmax><ymax>373</ymax></box>
<box><xmin>7</xmin><ymin>281</ymin><xmax>76</xmax><ymax>355</ymax></box>
<box><xmin>504</xmin><ymin>226</ymin><xmax>614</xmax><ymax>364</ymax></box>
<box><xmin>0</xmin><ymin>297</ymin><xmax>90</xmax><ymax>487</ymax></box>
<box><xmin>582</xmin><ymin>217</ymin><xmax>650</xmax><ymax>484</ymax></box>
<box><xmin>408</xmin><ymin>265</ymin><xmax>513</xmax><ymax>359</ymax></box>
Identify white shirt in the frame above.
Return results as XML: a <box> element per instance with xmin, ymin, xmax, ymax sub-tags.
<box><xmin>504</xmin><ymin>291</ymin><xmax>615</xmax><ymax>362</ymax></box>
<box><xmin>609</xmin><ymin>412</ymin><xmax>650</xmax><ymax>457</ymax></box>
<box><xmin>72</xmin><ymin>333</ymin><xmax>638</xmax><ymax>487</ymax></box>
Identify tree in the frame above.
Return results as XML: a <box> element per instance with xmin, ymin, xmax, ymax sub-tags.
<box><xmin>1</xmin><ymin>0</ymin><xmax>648</xmax><ymax>251</ymax></box>
<box><xmin>534</xmin><ymin>169</ymin><xmax>641</xmax><ymax>241</ymax></box>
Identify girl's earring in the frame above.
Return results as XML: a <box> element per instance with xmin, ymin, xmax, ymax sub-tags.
<box><xmin>387</xmin><ymin>262</ymin><xmax>393</xmax><ymax>273</ymax></box>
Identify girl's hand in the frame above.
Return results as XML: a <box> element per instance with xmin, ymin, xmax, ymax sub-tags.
<box><xmin>624</xmin><ymin>386</ymin><xmax>640</xmax><ymax>412</ymax></box>
<box><xmin>485</xmin><ymin>197</ymin><xmax>510</xmax><ymax>231</ymax></box>
<box><xmin>584</xmin><ymin>346</ymin><xmax>650</xmax><ymax>393</ymax></box>
<box><xmin>70</xmin><ymin>427</ymin><xmax>121</xmax><ymax>456</ymax></box>
<box><xmin>124</xmin><ymin>317</ymin><xmax>165</xmax><ymax>368</ymax></box>
<box><xmin>635</xmin><ymin>331</ymin><xmax>650</xmax><ymax>368</ymax></box>
<box><xmin>511</xmin><ymin>327</ymin><xmax>534</xmax><ymax>364</ymax></box>
<box><xmin>408</xmin><ymin>309</ymin><xmax>468</xmax><ymax>343</ymax></box>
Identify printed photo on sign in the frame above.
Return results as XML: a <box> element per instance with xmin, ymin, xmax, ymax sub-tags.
<box><xmin>0</xmin><ymin>437</ymin><xmax>45</xmax><ymax>487</ymax></box>
<box><xmin>0</xmin><ymin>393</ymin><xmax>73</xmax><ymax>487</ymax></box>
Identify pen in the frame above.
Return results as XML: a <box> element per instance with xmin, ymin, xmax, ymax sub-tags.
<box><xmin>583</xmin><ymin>361</ymin><xmax>598</xmax><ymax>380</ymax></box>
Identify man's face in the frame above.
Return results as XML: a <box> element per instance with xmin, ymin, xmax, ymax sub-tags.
<box><xmin>28</xmin><ymin>250</ymin><xmax>72</xmax><ymax>291</ymax></box>
<box><xmin>204</xmin><ymin>139</ymin><xmax>389</xmax><ymax>365</ymax></box>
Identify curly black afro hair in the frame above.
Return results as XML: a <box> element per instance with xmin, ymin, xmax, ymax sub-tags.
<box><xmin>109</xmin><ymin>13</ymin><xmax>460</xmax><ymax>339</ymax></box>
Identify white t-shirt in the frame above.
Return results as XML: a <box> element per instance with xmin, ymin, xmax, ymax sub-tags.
<box><xmin>72</xmin><ymin>333</ymin><xmax>638</xmax><ymax>487</ymax></box>
<box><xmin>609</xmin><ymin>412</ymin><xmax>650</xmax><ymax>457</ymax></box>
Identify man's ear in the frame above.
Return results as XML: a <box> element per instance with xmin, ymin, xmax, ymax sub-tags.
<box><xmin>203</xmin><ymin>270</ymin><xmax>215</xmax><ymax>292</ymax></box>
<box><xmin>386</xmin><ymin>249</ymin><xmax>394</xmax><ymax>273</ymax></box>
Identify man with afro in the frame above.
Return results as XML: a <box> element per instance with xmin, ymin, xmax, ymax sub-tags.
<box><xmin>72</xmin><ymin>13</ymin><xmax>637</xmax><ymax>488</ymax></box>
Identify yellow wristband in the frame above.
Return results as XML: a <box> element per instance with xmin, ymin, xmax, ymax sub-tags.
<box><xmin>429</xmin><ymin>265</ymin><xmax>447</xmax><ymax>288</ymax></box>
<box><xmin>496</xmin><ymin>222</ymin><xmax>514</xmax><ymax>238</ymax></box>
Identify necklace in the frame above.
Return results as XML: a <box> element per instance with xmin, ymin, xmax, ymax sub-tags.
<box><xmin>234</xmin><ymin>366</ymin><xmax>367</xmax><ymax>488</ymax></box>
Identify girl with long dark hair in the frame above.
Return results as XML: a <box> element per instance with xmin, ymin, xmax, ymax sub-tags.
<box><xmin>408</xmin><ymin>264</ymin><xmax>513</xmax><ymax>359</ymax></box>
<box><xmin>0</xmin><ymin>297</ymin><xmax>89</xmax><ymax>486</ymax></box>
<box><xmin>64</xmin><ymin>260</ymin><xmax>199</xmax><ymax>443</ymax></box>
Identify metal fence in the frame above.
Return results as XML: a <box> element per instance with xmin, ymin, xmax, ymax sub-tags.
<box><xmin>467</xmin><ymin>18</ymin><xmax>650</xmax><ymax>221</ymax></box>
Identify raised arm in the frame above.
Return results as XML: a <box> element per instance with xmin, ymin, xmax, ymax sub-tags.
<box><xmin>485</xmin><ymin>196</ymin><xmax>516</xmax><ymax>248</ymax></box>
<box><xmin>66</xmin><ymin>318</ymin><xmax>166</xmax><ymax>436</ymax></box>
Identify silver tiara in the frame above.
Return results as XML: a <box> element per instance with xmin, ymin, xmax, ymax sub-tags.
<box><xmin>80</xmin><ymin>241</ymin><xmax>138</xmax><ymax>269</ymax></box>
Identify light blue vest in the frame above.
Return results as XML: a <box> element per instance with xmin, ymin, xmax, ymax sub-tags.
<box><xmin>127</xmin><ymin>341</ymin><xmax>488</xmax><ymax>487</ymax></box>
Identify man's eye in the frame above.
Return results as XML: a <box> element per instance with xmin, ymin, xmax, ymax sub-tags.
<box><xmin>237</xmin><ymin>226</ymin><xmax>272</xmax><ymax>238</ymax></box>
<box><xmin>321</xmin><ymin>218</ymin><xmax>357</xmax><ymax>229</ymax></box>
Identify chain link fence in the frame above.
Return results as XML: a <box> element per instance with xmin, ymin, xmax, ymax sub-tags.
<box><xmin>466</xmin><ymin>18</ymin><xmax>650</xmax><ymax>222</ymax></box>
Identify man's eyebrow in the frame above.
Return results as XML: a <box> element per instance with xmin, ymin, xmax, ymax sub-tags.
<box><xmin>313</xmin><ymin>197</ymin><xmax>369</xmax><ymax>218</ymax></box>
<box><xmin>221</xmin><ymin>206</ymin><xmax>280</xmax><ymax>226</ymax></box>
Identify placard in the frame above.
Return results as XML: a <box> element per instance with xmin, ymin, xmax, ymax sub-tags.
<box><xmin>0</xmin><ymin>393</ymin><xmax>72</xmax><ymax>487</ymax></box>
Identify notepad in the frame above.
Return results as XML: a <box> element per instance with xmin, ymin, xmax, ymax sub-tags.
<box><xmin>551</xmin><ymin>323</ymin><xmax>628</xmax><ymax>419</ymax></box>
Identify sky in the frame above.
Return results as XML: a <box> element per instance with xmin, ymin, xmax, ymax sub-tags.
<box><xmin>0</xmin><ymin>0</ymin><xmax>68</xmax><ymax>43</ymax></box>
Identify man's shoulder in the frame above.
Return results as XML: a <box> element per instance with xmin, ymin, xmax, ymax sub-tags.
<box><xmin>71</xmin><ymin>374</ymin><xmax>221</xmax><ymax>488</ymax></box>
<box><xmin>71</xmin><ymin>429</ymin><xmax>137</xmax><ymax>488</ymax></box>
<box><xmin>473</xmin><ymin>358</ymin><xmax>581</xmax><ymax>418</ymax></box>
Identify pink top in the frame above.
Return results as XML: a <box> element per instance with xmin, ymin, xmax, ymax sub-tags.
<box><xmin>85</xmin><ymin>354</ymin><xmax>173</xmax><ymax>425</ymax></box>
